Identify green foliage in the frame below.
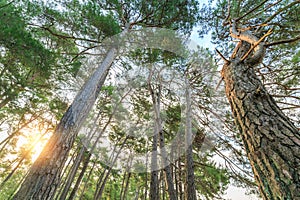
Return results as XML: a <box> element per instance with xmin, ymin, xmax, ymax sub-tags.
<box><xmin>101</xmin><ymin>85</ymin><xmax>115</xmax><ymax>96</ymax></box>
<box><xmin>80</xmin><ymin>2</ymin><xmax>121</xmax><ymax>37</ymax></box>
<box><xmin>49</xmin><ymin>98</ymin><xmax>68</xmax><ymax>119</ymax></box>
<box><xmin>0</xmin><ymin>1</ymin><xmax>55</xmax><ymax>77</ymax></box>
<box><xmin>194</xmin><ymin>157</ymin><xmax>230</xmax><ymax>199</ymax></box>
<box><xmin>0</xmin><ymin>170</ymin><xmax>25</xmax><ymax>199</ymax></box>
<box><xmin>95</xmin><ymin>0</ymin><xmax>200</xmax><ymax>34</ymax></box>
<box><xmin>165</xmin><ymin>104</ymin><xmax>182</xmax><ymax>135</ymax></box>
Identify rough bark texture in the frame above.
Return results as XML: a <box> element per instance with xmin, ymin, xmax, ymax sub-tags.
<box><xmin>13</xmin><ymin>47</ymin><xmax>117</xmax><ymax>200</ymax></box>
<box><xmin>222</xmin><ymin>44</ymin><xmax>300</xmax><ymax>199</ymax></box>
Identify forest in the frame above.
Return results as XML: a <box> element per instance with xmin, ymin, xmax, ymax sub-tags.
<box><xmin>0</xmin><ymin>0</ymin><xmax>299</xmax><ymax>199</ymax></box>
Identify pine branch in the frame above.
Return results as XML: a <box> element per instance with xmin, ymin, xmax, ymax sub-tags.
<box><xmin>215</xmin><ymin>48</ymin><xmax>230</xmax><ymax>64</ymax></box>
<box><xmin>0</xmin><ymin>0</ymin><xmax>14</xmax><ymax>9</ymax></box>
<box><xmin>265</xmin><ymin>35</ymin><xmax>300</xmax><ymax>47</ymax></box>
<box><xmin>223</xmin><ymin>0</ymin><xmax>268</xmax><ymax>26</ymax></box>
<box><xmin>215</xmin><ymin>49</ymin><xmax>230</xmax><ymax>90</ymax></box>
<box><xmin>222</xmin><ymin>0</ymin><xmax>231</xmax><ymax>26</ymax></box>
<box><xmin>241</xmin><ymin>29</ymin><xmax>272</xmax><ymax>61</ymax></box>
<box><xmin>261</xmin><ymin>1</ymin><xmax>300</xmax><ymax>26</ymax></box>
<box><xmin>230</xmin><ymin>21</ymin><xmax>266</xmax><ymax>64</ymax></box>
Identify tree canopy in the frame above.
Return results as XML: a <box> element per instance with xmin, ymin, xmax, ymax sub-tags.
<box><xmin>0</xmin><ymin>0</ymin><xmax>299</xmax><ymax>199</ymax></box>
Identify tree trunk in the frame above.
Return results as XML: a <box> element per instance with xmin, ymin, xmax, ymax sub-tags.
<box><xmin>222</xmin><ymin>37</ymin><xmax>300</xmax><ymax>199</ymax></box>
<box><xmin>55</xmin><ymin>146</ymin><xmax>79</xmax><ymax>199</ymax></box>
<box><xmin>78</xmin><ymin>159</ymin><xmax>96</xmax><ymax>200</ymax></box>
<box><xmin>58</xmin><ymin>147</ymin><xmax>85</xmax><ymax>200</ymax></box>
<box><xmin>144</xmin><ymin>169</ymin><xmax>148</xmax><ymax>200</ymax></box>
<box><xmin>122</xmin><ymin>172</ymin><xmax>131</xmax><ymax>200</ymax></box>
<box><xmin>178</xmin><ymin>157</ymin><xmax>184</xmax><ymax>200</ymax></box>
<box><xmin>12</xmin><ymin>47</ymin><xmax>117</xmax><ymax>200</ymax></box>
<box><xmin>149</xmin><ymin>80</ymin><xmax>177</xmax><ymax>200</ymax></box>
<box><xmin>120</xmin><ymin>171</ymin><xmax>127</xmax><ymax>200</ymax></box>
<box><xmin>160</xmin><ymin>133</ymin><xmax>177</xmax><ymax>200</ymax></box>
<box><xmin>68</xmin><ymin>150</ymin><xmax>91</xmax><ymax>200</ymax></box>
<box><xmin>150</xmin><ymin>133</ymin><xmax>159</xmax><ymax>200</ymax></box>
<box><xmin>67</xmin><ymin>111</ymin><xmax>104</xmax><ymax>200</ymax></box>
<box><xmin>149</xmin><ymin>85</ymin><xmax>159</xmax><ymax>200</ymax></box>
<box><xmin>184</xmin><ymin>81</ymin><xmax>197</xmax><ymax>200</ymax></box>
<box><xmin>93</xmin><ymin>137</ymin><xmax>128</xmax><ymax>200</ymax></box>
<box><xmin>161</xmin><ymin>171</ymin><xmax>165</xmax><ymax>200</ymax></box>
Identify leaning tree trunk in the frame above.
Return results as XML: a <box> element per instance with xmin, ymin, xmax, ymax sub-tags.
<box><xmin>93</xmin><ymin>137</ymin><xmax>129</xmax><ymax>200</ymax></box>
<box><xmin>58</xmin><ymin>146</ymin><xmax>85</xmax><ymax>200</ymax></box>
<box><xmin>68</xmin><ymin>149</ymin><xmax>91</xmax><ymax>200</ymax></box>
<box><xmin>12</xmin><ymin>47</ymin><xmax>117</xmax><ymax>200</ymax></box>
<box><xmin>221</xmin><ymin>21</ymin><xmax>300</xmax><ymax>199</ymax></box>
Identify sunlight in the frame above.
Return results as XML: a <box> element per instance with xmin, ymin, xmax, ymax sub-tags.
<box><xmin>16</xmin><ymin>123</ymin><xmax>52</xmax><ymax>163</ymax></box>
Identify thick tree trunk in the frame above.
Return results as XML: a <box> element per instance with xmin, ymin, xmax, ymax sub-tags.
<box><xmin>13</xmin><ymin>47</ymin><xmax>117</xmax><ymax>200</ymax></box>
<box><xmin>222</xmin><ymin>42</ymin><xmax>300</xmax><ymax>199</ymax></box>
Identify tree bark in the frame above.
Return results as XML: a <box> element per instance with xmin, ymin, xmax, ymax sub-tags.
<box><xmin>149</xmin><ymin>80</ymin><xmax>177</xmax><ymax>200</ymax></box>
<box><xmin>122</xmin><ymin>172</ymin><xmax>131</xmax><ymax>200</ymax></box>
<box><xmin>93</xmin><ymin>137</ymin><xmax>128</xmax><ymax>200</ymax></box>
<box><xmin>68</xmin><ymin>150</ymin><xmax>91</xmax><ymax>200</ymax></box>
<box><xmin>178</xmin><ymin>157</ymin><xmax>184</xmax><ymax>200</ymax></box>
<box><xmin>78</xmin><ymin>159</ymin><xmax>96</xmax><ymax>200</ymax></box>
<box><xmin>12</xmin><ymin>47</ymin><xmax>117</xmax><ymax>200</ymax></box>
<box><xmin>150</xmin><ymin>133</ymin><xmax>159</xmax><ymax>200</ymax></box>
<box><xmin>58</xmin><ymin>146</ymin><xmax>85</xmax><ymax>200</ymax></box>
<box><xmin>149</xmin><ymin>81</ymin><xmax>159</xmax><ymax>200</ymax></box>
<box><xmin>184</xmin><ymin>81</ymin><xmax>197</xmax><ymax>200</ymax></box>
<box><xmin>222</xmin><ymin>36</ymin><xmax>300</xmax><ymax>199</ymax></box>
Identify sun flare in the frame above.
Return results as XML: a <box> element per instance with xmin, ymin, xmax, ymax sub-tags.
<box><xmin>16</xmin><ymin>123</ymin><xmax>52</xmax><ymax>163</ymax></box>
